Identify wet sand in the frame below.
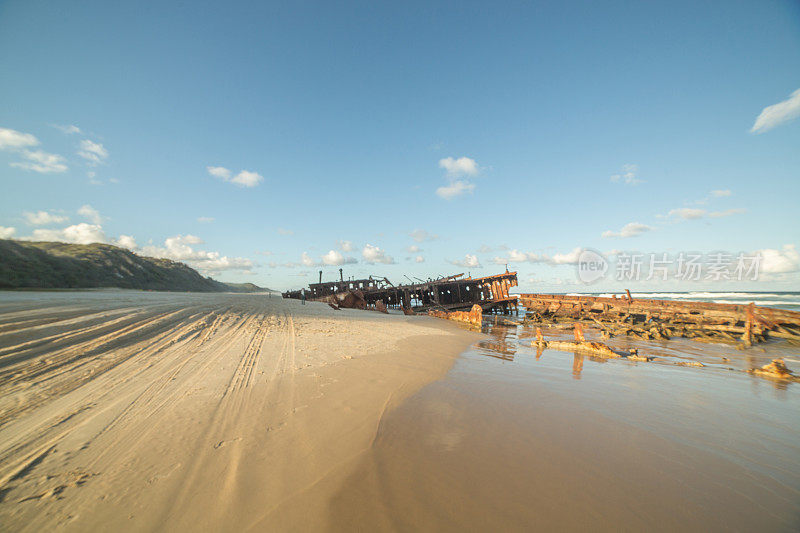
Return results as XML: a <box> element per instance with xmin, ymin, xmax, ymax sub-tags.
<box><xmin>0</xmin><ymin>291</ymin><xmax>477</xmax><ymax>531</ymax></box>
<box><xmin>332</xmin><ymin>323</ymin><xmax>800</xmax><ymax>532</ymax></box>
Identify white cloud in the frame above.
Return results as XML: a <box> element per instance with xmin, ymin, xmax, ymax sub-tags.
<box><xmin>415</xmin><ymin>255</ymin><xmax>425</xmax><ymax>263</ymax></box>
<box><xmin>0</xmin><ymin>128</ymin><xmax>39</xmax><ymax>150</ymax></box>
<box><xmin>406</xmin><ymin>244</ymin><xmax>421</xmax><ymax>253</ymax></box>
<box><xmin>0</xmin><ymin>226</ymin><xmax>16</xmax><ymax>239</ymax></box>
<box><xmin>255</xmin><ymin>250</ymin><xmax>273</xmax><ymax>256</ymax></box>
<box><xmin>477</xmin><ymin>244</ymin><xmax>508</xmax><ymax>253</ymax></box>
<box><xmin>207</xmin><ymin>166</ymin><xmax>263</xmax><ymax>187</ymax></box>
<box><xmin>78</xmin><ymin>139</ymin><xmax>109</xmax><ymax>165</ymax></box>
<box><xmin>268</xmin><ymin>261</ymin><xmax>300</xmax><ymax>269</ymax></box>
<box><xmin>436</xmin><ymin>157</ymin><xmax>480</xmax><ymax>199</ymax></box>
<box><xmin>338</xmin><ymin>240</ymin><xmax>355</xmax><ymax>252</ymax></box>
<box><xmin>0</xmin><ymin>128</ymin><xmax>67</xmax><ymax>173</ymax></box>
<box><xmin>491</xmin><ymin>247</ymin><xmax>582</xmax><ymax>266</ymax></box>
<box><xmin>321</xmin><ymin>249</ymin><xmax>358</xmax><ymax>266</ymax></box>
<box><xmin>610</xmin><ymin>164</ymin><xmax>643</xmax><ymax>185</ymax></box>
<box><xmin>668</xmin><ymin>207</ymin><xmax>706</xmax><ymax>220</ymax></box>
<box><xmin>10</xmin><ymin>150</ymin><xmax>68</xmax><ymax>173</ymax></box>
<box><xmin>438</xmin><ymin>156</ymin><xmax>479</xmax><ymax>177</ymax></box>
<box><xmin>662</xmin><ymin>194</ymin><xmax>745</xmax><ymax>221</ymax></box>
<box><xmin>78</xmin><ymin>204</ymin><xmax>104</xmax><ymax>224</ymax></box>
<box><xmin>362</xmin><ymin>244</ymin><xmax>395</xmax><ymax>264</ymax></box>
<box><xmin>507</xmin><ymin>249</ymin><xmax>544</xmax><ymax>262</ymax></box>
<box><xmin>550</xmin><ymin>247</ymin><xmax>583</xmax><ymax>265</ymax></box>
<box><xmin>601</xmin><ymin>222</ymin><xmax>653</xmax><ymax>238</ymax></box>
<box><xmin>278</xmin><ymin>228</ymin><xmax>294</xmax><ymax>236</ymax></box>
<box><xmin>139</xmin><ymin>234</ymin><xmax>253</xmax><ymax>274</ymax></box>
<box><xmin>181</xmin><ymin>234</ymin><xmax>204</xmax><ymax>244</ymax></box>
<box><xmin>231</xmin><ymin>170</ymin><xmax>263</xmax><ymax>187</ymax></box>
<box><xmin>197</xmin><ymin>216</ymin><xmax>215</xmax><ymax>223</ymax></box>
<box><xmin>23</xmin><ymin>210</ymin><xmax>68</xmax><ymax>226</ymax></box>
<box><xmin>436</xmin><ymin>179</ymin><xmax>475</xmax><ymax>199</ymax></box>
<box><xmin>31</xmin><ymin>223</ymin><xmax>109</xmax><ymax>245</ymax></box>
<box><xmin>52</xmin><ymin>124</ymin><xmax>81</xmax><ymax>135</ymax></box>
<box><xmin>410</xmin><ymin>229</ymin><xmax>438</xmax><ymax>243</ymax></box>
<box><xmin>751</xmin><ymin>88</ymin><xmax>800</xmax><ymax>134</ymax></box>
<box><xmin>114</xmin><ymin>235</ymin><xmax>137</xmax><ymax>249</ymax></box>
<box><xmin>207</xmin><ymin>166</ymin><xmax>232</xmax><ymax>180</ymax></box>
<box><xmin>490</xmin><ymin>249</ymin><xmax>545</xmax><ymax>264</ymax></box>
<box><xmin>301</xmin><ymin>252</ymin><xmax>318</xmax><ymax>267</ymax></box>
<box><xmin>708</xmin><ymin>208</ymin><xmax>746</xmax><ymax>218</ymax></box>
<box><xmin>758</xmin><ymin>245</ymin><xmax>800</xmax><ymax>274</ymax></box>
<box><xmin>448</xmin><ymin>254</ymin><xmax>482</xmax><ymax>268</ymax></box>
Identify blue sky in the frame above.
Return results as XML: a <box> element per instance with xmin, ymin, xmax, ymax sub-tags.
<box><xmin>1</xmin><ymin>0</ymin><xmax>799</xmax><ymax>292</ymax></box>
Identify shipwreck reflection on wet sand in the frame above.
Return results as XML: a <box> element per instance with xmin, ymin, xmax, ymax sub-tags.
<box><xmin>329</xmin><ymin>320</ymin><xmax>800</xmax><ymax>531</ymax></box>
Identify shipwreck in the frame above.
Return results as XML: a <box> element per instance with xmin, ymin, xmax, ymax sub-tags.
<box><xmin>283</xmin><ymin>269</ymin><xmax>519</xmax><ymax>315</ymax></box>
<box><xmin>283</xmin><ymin>271</ymin><xmax>800</xmax><ymax>349</ymax></box>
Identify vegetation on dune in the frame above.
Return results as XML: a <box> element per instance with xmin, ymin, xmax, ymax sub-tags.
<box><xmin>0</xmin><ymin>239</ymin><xmax>266</xmax><ymax>292</ymax></box>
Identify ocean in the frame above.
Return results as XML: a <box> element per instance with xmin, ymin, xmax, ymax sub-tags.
<box><xmin>564</xmin><ymin>291</ymin><xmax>800</xmax><ymax>311</ymax></box>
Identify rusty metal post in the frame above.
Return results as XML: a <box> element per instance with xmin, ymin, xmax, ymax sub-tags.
<box><xmin>742</xmin><ymin>302</ymin><xmax>755</xmax><ymax>347</ymax></box>
<box><xmin>574</xmin><ymin>322</ymin><xmax>585</xmax><ymax>342</ymax></box>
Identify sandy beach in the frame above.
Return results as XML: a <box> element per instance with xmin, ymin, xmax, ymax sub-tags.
<box><xmin>1</xmin><ymin>291</ymin><xmax>798</xmax><ymax>532</ymax></box>
<box><xmin>0</xmin><ymin>291</ymin><xmax>477</xmax><ymax>531</ymax></box>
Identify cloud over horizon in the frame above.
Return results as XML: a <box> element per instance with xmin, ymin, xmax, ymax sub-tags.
<box><xmin>23</xmin><ymin>210</ymin><xmax>68</xmax><ymax>226</ymax></box>
<box><xmin>601</xmin><ymin>222</ymin><xmax>653</xmax><ymax>238</ymax></box>
<box><xmin>362</xmin><ymin>244</ymin><xmax>395</xmax><ymax>264</ymax></box>
<box><xmin>448</xmin><ymin>253</ymin><xmax>482</xmax><ymax>268</ymax></box>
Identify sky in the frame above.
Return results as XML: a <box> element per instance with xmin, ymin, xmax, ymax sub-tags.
<box><xmin>1</xmin><ymin>0</ymin><xmax>799</xmax><ymax>292</ymax></box>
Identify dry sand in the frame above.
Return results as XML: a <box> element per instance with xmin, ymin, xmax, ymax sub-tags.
<box><xmin>0</xmin><ymin>291</ymin><xmax>477</xmax><ymax>531</ymax></box>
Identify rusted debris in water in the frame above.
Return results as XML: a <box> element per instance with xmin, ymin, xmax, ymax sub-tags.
<box><xmin>429</xmin><ymin>304</ymin><xmax>483</xmax><ymax>326</ymax></box>
<box><xmin>532</xmin><ymin>328</ymin><xmax>651</xmax><ymax>361</ymax></box>
<box><xmin>573</xmin><ymin>322</ymin><xmax>585</xmax><ymax>342</ymax></box>
<box><xmin>749</xmin><ymin>359</ymin><xmax>799</xmax><ymax>381</ymax></box>
<box><xmin>520</xmin><ymin>293</ymin><xmax>800</xmax><ymax>347</ymax></box>
<box><xmin>530</xmin><ymin>322</ymin><xmax>651</xmax><ymax>360</ymax></box>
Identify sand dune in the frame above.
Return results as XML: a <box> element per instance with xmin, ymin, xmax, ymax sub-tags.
<box><xmin>0</xmin><ymin>291</ymin><xmax>476</xmax><ymax>531</ymax></box>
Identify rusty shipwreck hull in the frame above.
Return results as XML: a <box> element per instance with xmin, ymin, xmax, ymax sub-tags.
<box><xmin>387</xmin><ymin>271</ymin><xmax>519</xmax><ymax>314</ymax></box>
<box><xmin>283</xmin><ymin>271</ymin><xmax>519</xmax><ymax>315</ymax></box>
<box><xmin>519</xmin><ymin>293</ymin><xmax>800</xmax><ymax>345</ymax></box>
